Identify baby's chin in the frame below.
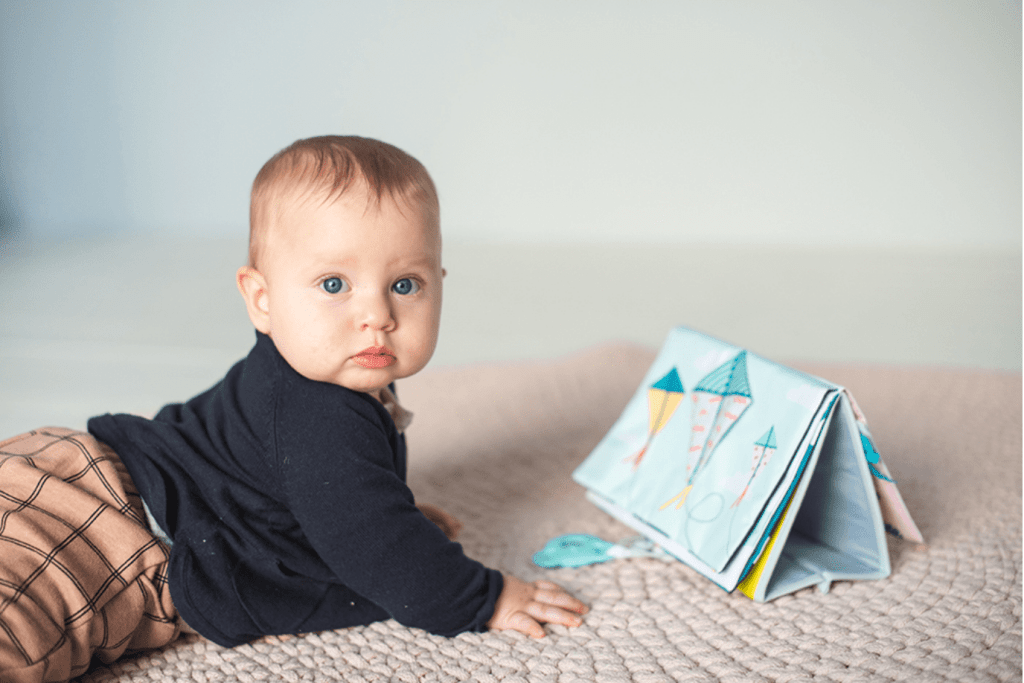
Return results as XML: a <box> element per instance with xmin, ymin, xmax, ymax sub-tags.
<box><xmin>333</xmin><ymin>368</ymin><xmax>405</xmax><ymax>395</ymax></box>
<box><xmin>329</xmin><ymin>377</ymin><xmax>394</xmax><ymax>395</ymax></box>
<box><xmin>303</xmin><ymin>359</ymin><xmax>426</xmax><ymax>394</ymax></box>
<box><xmin>289</xmin><ymin>363</ymin><xmax>391</xmax><ymax>394</ymax></box>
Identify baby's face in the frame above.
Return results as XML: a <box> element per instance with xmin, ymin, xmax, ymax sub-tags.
<box><xmin>251</xmin><ymin>185</ymin><xmax>443</xmax><ymax>394</ymax></box>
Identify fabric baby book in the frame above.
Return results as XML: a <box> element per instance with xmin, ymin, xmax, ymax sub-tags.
<box><xmin>571</xmin><ymin>327</ymin><xmax>922</xmax><ymax>602</ymax></box>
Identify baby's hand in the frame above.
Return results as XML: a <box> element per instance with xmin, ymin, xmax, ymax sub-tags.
<box><xmin>487</xmin><ymin>574</ymin><xmax>588</xmax><ymax>638</ymax></box>
<box><xmin>417</xmin><ymin>503</ymin><xmax>464</xmax><ymax>540</ymax></box>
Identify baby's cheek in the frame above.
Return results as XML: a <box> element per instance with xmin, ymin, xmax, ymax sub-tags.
<box><xmin>400</xmin><ymin>341</ymin><xmax>433</xmax><ymax>375</ymax></box>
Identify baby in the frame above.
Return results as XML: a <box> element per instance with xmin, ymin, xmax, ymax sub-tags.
<box><xmin>0</xmin><ymin>136</ymin><xmax>586</xmax><ymax>682</ymax></box>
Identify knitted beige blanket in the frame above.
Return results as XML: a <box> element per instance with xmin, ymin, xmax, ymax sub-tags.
<box><xmin>80</xmin><ymin>345</ymin><xmax>1022</xmax><ymax>682</ymax></box>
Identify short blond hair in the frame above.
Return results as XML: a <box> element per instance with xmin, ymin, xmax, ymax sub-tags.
<box><xmin>248</xmin><ymin>135</ymin><xmax>440</xmax><ymax>269</ymax></box>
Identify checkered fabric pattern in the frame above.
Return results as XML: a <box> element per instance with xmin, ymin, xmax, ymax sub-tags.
<box><xmin>0</xmin><ymin>428</ymin><xmax>180</xmax><ymax>683</ymax></box>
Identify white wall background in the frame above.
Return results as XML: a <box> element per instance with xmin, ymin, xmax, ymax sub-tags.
<box><xmin>0</xmin><ymin>1</ymin><xmax>1019</xmax><ymax>438</ymax></box>
<box><xmin>1</xmin><ymin>0</ymin><xmax>1020</xmax><ymax>248</ymax></box>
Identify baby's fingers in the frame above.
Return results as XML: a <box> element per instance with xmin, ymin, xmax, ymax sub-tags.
<box><xmin>487</xmin><ymin>574</ymin><xmax>588</xmax><ymax>639</ymax></box>
<box><xmin>533</xmin><ymin>582</ymin><xmax>589</xmax><ymax>615</ymax></box>
<box><xmin>505</xmin><ymin>611</ymin><xmax>546</xmax><ymax>639</ymax></box>
<box><xmin>525</xmin><ymin>601</ymin><xmax>585</xmax><ymax>630</ymax></box>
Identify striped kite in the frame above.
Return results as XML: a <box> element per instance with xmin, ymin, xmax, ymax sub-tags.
<box><xmin>731</xmin><ymin>426</ymin><xmax>777</xmax><ymax>508</ymax></box>
<box><xmin>661</xmin><ymin>351</ymin><xmax>753</xmax><ymax>509</ymax></box>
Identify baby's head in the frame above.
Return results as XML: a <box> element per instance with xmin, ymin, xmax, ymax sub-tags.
<box><xmin>237</xmin><ymin>136</ymin><xmax>444</xmax><ymax>395</ymax></box>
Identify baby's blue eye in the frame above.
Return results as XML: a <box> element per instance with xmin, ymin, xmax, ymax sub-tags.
<box><xmin>392</xmin><ymin>278</ymin><xmax>420</xmax><ymax>295</ymax></box>
<box><xmin>321</xmin><ymin>277</ymin><xmax>347</xmax><ymax>294</ymax></box>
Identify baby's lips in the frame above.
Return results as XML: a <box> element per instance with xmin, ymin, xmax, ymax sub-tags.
<box><xmin>352</xmin><ymin>350</ymin><xmax>396</xmax><ymax>368</ymax></box>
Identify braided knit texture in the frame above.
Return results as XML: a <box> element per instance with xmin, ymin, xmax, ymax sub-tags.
<box><xmin>81</xmin><ymin>345</ymin><xmax>1022</xmax><ymax>682</ymax></box>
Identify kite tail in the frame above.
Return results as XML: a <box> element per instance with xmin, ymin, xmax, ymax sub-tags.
<box><xmin>730</xmin><ymin>486</ymin><xmax>749</xmax><ymax>508</ymax></box>
<box><xmin>660</xmin><ymin>485</ymin><xmax>693</xmax><ymax>511</ymax></box>
<box><xmin>624</xmin><ymin>445</ymin><xmax>649</xmax><ymax>470</ymax></box>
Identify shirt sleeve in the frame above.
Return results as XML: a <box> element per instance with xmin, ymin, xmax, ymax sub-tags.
<box><xmin>273</xmin><ymin>381</ymin><xmax>502</xmax><ymax>636</ymax></box>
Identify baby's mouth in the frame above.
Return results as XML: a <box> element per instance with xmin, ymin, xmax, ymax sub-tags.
<box><xmin>353</xmin><ymin>346</ymin><xmax>396</xmax><ymax>369</ymax></box>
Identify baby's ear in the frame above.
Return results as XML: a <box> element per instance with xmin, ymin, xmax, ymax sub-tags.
<box><xmin>236</xmin><ymin>266</ymin><xmax>271</xmax><ymax>334</ymax></box>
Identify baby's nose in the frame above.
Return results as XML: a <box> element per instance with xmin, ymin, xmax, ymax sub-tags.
<box><xmin>358</xmin><ymin>294</ymin><xmax>395</xmax><ymax>331</ymax></box>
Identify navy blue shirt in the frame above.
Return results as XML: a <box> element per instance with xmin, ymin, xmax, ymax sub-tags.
<box><xmin>88</xmin><ymin>332</ymin><xmax>502</xmax><ymax>647</ymax></box>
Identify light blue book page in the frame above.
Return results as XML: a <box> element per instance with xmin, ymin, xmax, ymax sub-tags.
<box><xmin>586</xmin><ymin>391</ymin><xmax>835</xmax><ymax>593</ymax></box>
<box><xmin>572</xmin><ymin>332</ymin><xmax>693</xmax><ymax>508</ymax></box>
<box><xmin>573</xmin><ymin>327</ymin><xmax>832</xmax><ymax>573</ymax></box>
<box><xmin>718</xmin><ymin>392</ymin><xmax>839</xmax><ymax>590</ymax></box>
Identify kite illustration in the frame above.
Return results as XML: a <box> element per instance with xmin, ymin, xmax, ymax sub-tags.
<box><xmin>624</xmin><ymin>367</ymin><xmax>684</xmax><ymax>470</ymax></box>
<box><xmin>731</xmin><ymin>426</ymin><xmax>777</xmax><ymax>508</ymax></box>
<box><xmin>661</xmin><ymin>351</ymin><xmax>752</xmax><ymax>510</ymax></box>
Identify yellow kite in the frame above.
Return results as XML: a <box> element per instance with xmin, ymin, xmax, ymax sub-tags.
<box><xmin>624</xmin><ymin>367</ymin><xmax>684</xmax><ymax>470</ymax></box>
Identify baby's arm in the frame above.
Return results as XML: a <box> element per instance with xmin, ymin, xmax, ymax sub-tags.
<box><xmin>415</xmin><ymin>504</ymin><xmax>588</xmax><ymax>636</ymax></box>
<box><xmin>487</xmin><ymin>575</ymin><xmax>588</xmax><ymax>638</ymax></box>
<box><xmin>415</xmin><ymin>503</ymin><xmax>586</xmax><ymax>636</ymax></box>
